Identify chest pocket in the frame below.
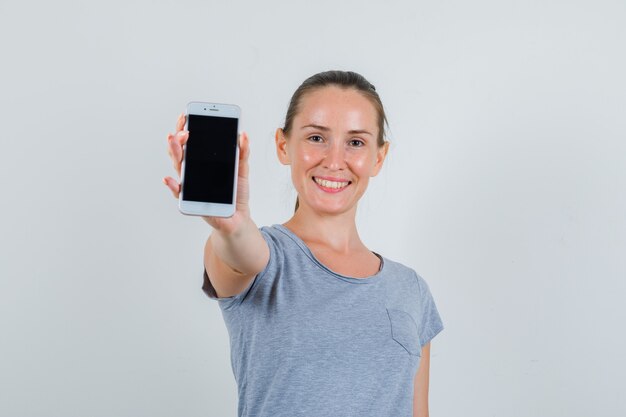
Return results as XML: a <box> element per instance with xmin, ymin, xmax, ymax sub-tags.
<box><xmin>386</xmin><ymin>308</ymin><xmax>421</xmax><ymax>357</ymax></box>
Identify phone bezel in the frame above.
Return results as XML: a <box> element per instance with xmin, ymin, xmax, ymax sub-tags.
<box><xmin>178</xmin><ymin>101</ymin><xmax>241</xmax><ymax>218</ymax></box>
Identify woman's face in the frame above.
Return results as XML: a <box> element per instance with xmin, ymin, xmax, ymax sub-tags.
<box><xmin>276</xmin><ymin>86</ymin><xmax>389</xmax><ymax>217</ymax></box>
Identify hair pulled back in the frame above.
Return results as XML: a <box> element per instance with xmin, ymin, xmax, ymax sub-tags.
<box><xmin>282</xmin><ymin>70</ymin><xmax>388</xmax><ymax>147</ymax></box>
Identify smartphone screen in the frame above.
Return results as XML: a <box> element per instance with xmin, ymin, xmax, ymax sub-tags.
<box><xmin>182</xmin><ymin>114</ymin><xmax>238</xmax><ymax>204</ymax></box>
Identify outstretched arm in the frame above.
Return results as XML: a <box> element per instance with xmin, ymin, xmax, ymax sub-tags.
<box><xmin>164</xmin><ymin>113</ymin><xmax>269</xmax><ymax>298</ymax></box>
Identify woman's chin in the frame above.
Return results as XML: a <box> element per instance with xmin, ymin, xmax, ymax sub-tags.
<box><xmin>300</xmin><ymin>197</ymin><xmax>357</xmax><ymax>216</ymax></box>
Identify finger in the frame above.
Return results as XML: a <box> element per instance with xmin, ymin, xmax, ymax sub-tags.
<box><xmin>167</xmin><ymin>130</ymin><xmax>188</xmax><ymax>148</ymax></box>
<box><xmin>175</xmin><ymin>129</ymin><xmax>189</xmax><ymax>146</ymax></box>
<box><xmin>168</xmin><ymin>131</ymin><xmax>188</xmax><ymax>176</ymax></box>
<box><xmin>238</xmin><ymin>132</ymin><xmax>249</xmax><ymax>179</ymax></box>
<box><xmin>163</xmin><ymin>176</ymin><xmax>181</xmax><ymax>199</ymax></box>
<box><xmin>176</xmin><ymin>112</ymin><xmax>186</xmax><ymax>132</ymax></box>
<box><xmin>239</xmin><ymin>131</ymin><xmax>249</xmax><ymax>161</ymax></box>
<box><xmin>166</xmin><ymin>133</ymin><xmax>174</xmax><ymax>158</ymax></box>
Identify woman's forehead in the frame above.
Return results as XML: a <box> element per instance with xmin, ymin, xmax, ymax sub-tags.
<box><xmin>294</xmin><ymin>86</ymin><xmax>378</xmax><ymax>130</ymax></box>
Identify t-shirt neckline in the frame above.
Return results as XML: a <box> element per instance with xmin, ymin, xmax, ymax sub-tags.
<box><xmin>272</xmin><ymin>224</ymin><xmax>385</xmax><ymax>284</ymax></box>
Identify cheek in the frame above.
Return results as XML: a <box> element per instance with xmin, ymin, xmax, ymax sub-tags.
<box><xmin>301</xmin><ymin>152</ymin><xmax>315</xmax><ymax>164</ymax></box>
<box><xmin>293</xmin><ymin>146</ymin><xmax>320</xmax><ymax>166</ymax></box>
<box><xmin>290</xmin><ymin>149</ymin><xmax>315</xmax><ymax>184</ymax></box>
<box><xmin>349</xmin><ymin>152</ymin><xmax>377</xmax><ymax>174</ymax></box>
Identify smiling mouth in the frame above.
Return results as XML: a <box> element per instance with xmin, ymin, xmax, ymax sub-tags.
<box><xmin>313</xmin><ymin>177</ymin><xmax>351</xmax><ymax>190</ymax></box>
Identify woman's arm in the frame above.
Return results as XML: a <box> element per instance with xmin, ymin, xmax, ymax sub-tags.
<box><xmin>413</xmin><ymin>342</ymin><xmax>431</xmax><ymax>417</ymax></box>
<box><xmin>164</xmin><ymin>114</ymin><xmax>269</xmax><ymax>298</ymax></box>
<box><xmin>204</xmin><ymin>216</ymin><xmax>269</xmax><ymax>298</ymax></box>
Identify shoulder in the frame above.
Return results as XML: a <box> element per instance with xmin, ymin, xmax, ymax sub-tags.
<box><xmin>380</xmin><ymin>256</ymin><xmax>433</xmax><ymax>284</ymax></box>
<box><xmin>381</xmin><ymin>257</ymin><xmax>441</xmax><ymax>317</ymax></box>
<box><xmin>379</xmin><ymin>256</ymin><xmax>444</xmax><ymax>338</ymax></box>
<box><xmin>378</xmin><ymin>256</ymin><xmax>437</xmax><ymax>303</ymax></box>
<box><xmin>259</xmin><ymin>224</ymin><xmax>291</xmax><ymax>241</ymax></box>
<box><xmin>259</xmin><ymin>224</ymin><xmax>297</xmax><ymax>251</ymax></box>
<box><xmin>379</xmin><ymin>255</ymin><xmax>421</xmax><ymax>285</ymax></box>
<box><xmin>257</xmin><ymin>224</ymin><xmax>312</xmax><ymax>270</ymax></box>
<box><xmin>259</xmin><ymin>224</ymin><xmax>316</xmax><ymax>254</ymax></box>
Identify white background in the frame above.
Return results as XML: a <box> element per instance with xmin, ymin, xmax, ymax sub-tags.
<box><xmin>1</xmin><ymin>1</ymin><xmax>625</xmax><ymax>416</ymax></box>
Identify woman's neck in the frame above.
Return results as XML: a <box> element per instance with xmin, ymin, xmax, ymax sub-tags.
<box><xmin>283</xmin><ymin>205</ymin><xmax>365</xmax><ymax>253</ymax></box>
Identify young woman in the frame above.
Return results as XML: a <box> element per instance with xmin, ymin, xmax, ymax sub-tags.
<box><xmin>164</xmin><ymin>71</ymin><xmax>443</xmax><ymax>417</ymax></box>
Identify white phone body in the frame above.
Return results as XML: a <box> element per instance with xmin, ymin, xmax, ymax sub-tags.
<box><xmin>178</xmin><ymin>102</ymin><xmax>240</xmax><ymax>217</ymax></box>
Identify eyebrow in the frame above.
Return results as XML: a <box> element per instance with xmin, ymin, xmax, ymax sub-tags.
<box><xmin>301</xmin><ymin>124</ymin><xmax>373</xmax><ymax>136</ymax></box>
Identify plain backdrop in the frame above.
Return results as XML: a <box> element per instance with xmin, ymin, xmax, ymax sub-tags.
<box><xmin>1</xmin><ymin>1</ymin><xmax>625</xmax><ymax>416</ymax></box>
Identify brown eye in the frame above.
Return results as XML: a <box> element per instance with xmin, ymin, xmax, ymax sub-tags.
<box><xmin>308</xmin><ymin>135</ymin><xmax>324</xmax><ymax>143</ymax></box>
<box><xmin>349</xmin><ymin>139</ymin><xmax>365</xmax><ymax>147</ymax></box>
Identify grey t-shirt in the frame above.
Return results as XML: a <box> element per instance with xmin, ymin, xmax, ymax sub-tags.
<box><xmin>203</xmin><ymin>224</ymin><xmax>444</xmax><ymax>417</ymax></box>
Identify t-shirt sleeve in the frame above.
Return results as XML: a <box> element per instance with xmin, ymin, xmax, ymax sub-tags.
<box><xmin>201</xmin><ymin>227</ymin><xmax>278</xmax><ymax>311</ymax></box>
<box><xmin>415</xmin><ymin>273</ymin><xmax>444</xmax><ymax>348</ymax></box>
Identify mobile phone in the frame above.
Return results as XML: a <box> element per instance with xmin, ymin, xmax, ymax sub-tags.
<box><xmin>178</xmin><ymin>102</ymin><xmax>240</xmax><ymax>217</ymax></box>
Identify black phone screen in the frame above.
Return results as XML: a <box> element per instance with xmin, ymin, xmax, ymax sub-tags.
<box><xmin>182</xmin><ymin>114</ymin><xmax>238</xmax><ymax>204</ymax></box>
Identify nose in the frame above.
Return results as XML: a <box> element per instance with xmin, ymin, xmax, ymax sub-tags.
<box><xmin>323</xmin><ymin>141</ymin><xmax>346</xmax><ymax>171</ymax></box>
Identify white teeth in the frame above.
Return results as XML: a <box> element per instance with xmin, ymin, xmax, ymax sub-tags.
<box><xmin>314</xmin><ymin>177</ymin><xmax>349</xmax><ymax>189</ymax></box>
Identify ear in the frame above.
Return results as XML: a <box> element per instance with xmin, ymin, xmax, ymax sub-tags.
<box><xmin>370</xmin><ymin>141</ymin><xmax>390</xmax><ymax>177</ymax></box>
<box><xmin>275</xmin><ymin>128</ymin><xmax>291</xmax><ymax>165</ymax></box>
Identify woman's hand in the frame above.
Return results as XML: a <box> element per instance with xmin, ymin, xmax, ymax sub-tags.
<box><xmin>163</xmin><ymin>113</ymin><xmax>252</xmax><ymax>234</ymax></box>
